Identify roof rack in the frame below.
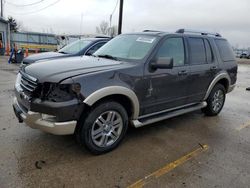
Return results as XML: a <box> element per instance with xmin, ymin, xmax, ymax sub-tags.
<box><xmin>176</xmin><ymin>29</ymin><xmax>221</xmax><ymax>37</ymax></box>
<box><xmin>143</xmin><ymin>30</ymin><xmax>163</xmax><ymax>33</ymax></box>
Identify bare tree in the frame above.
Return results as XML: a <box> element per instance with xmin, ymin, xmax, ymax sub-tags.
<box><xmin>109</xmin><ymin>25</ymin><xmax>118</xmax><ymax>37</ymax></box>
<box><xmin>8</xmin><ymin>16</ymin><xmax>19</xmax><ymax>32</ymax></box>
<box><xmin>96</xmin><ymin>21</ymin><xmax>109</xmax><ymax>35</ymax></box>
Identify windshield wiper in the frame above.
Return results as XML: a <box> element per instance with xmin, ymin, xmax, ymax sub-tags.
<box><xmin>96</xmin><ymin>54</ymin><xmax>119</xmax><ymax>61</ymax></box>
<box><xmin>58</xmin><ymin>51</ymin><xmax>68</xmax><ymax>54</ymax></box>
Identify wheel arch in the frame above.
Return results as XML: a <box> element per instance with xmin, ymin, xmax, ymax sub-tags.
<box><xmin>204</xmin><ymin>72</ymin><xmax>231</xmax><ymax>100</ymax></box>
<box><xmin>83</xmin><ymin>86</ymin><xmax>139</xmax><ymax>119</ymax></box>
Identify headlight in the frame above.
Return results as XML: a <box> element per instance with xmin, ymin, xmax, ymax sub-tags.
<box><xmin>42</xmin><ymin>83</ymin><xmax>81</xmax><ymax>102</ymax></box>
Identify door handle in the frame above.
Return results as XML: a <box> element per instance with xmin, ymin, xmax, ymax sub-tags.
<box><xmin>178</xmin><ymin>70</ymin><xmax>188</xmax><ymax>75</ymax></box>
<box><xmin>210</xmin><ymin>66</ymin><xmax>218</xmax><ymax>71</ymax></box>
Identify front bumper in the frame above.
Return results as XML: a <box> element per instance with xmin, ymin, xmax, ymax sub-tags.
<box><xmin>13</xmin><ymin>97</ymin><xmax>77</xmax><ymax>135</ymax></box>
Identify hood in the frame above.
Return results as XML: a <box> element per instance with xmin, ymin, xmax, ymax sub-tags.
<box><xmin>23</xmin><ymin>52</ymin><xmax>70</xmax><ymax>64</ymax></box>
<box><xmin>24</xmin><ymin>56</ymin><xmax>132</xmax><ymax>83</ymax></box>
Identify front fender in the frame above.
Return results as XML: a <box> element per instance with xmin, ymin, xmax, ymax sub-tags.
<box><xmin>83</xmin><ymin>86</ymin><xmax>140</xmax><ymax>119</ymax></box>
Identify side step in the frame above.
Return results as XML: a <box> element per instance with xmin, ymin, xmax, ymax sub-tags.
<box><xmin>132</xmin><ymin>102</ymin><xmax>207</xmax><ymax>128</ymax></box>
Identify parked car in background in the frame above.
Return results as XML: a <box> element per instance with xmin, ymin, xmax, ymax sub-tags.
<box><xmin>21</xmin><ymin>37</ymin><xmax>110</xmax><ymax>66</ymax></box>
<box><xmin>13</xmin><ymin>29</ymin><xmax>237</xmax><ymax>154</ymax></box>
<box><xmin>239</xmin><ymin>52</ymin><xmax>250</xmax><ymax>59</ymax></box>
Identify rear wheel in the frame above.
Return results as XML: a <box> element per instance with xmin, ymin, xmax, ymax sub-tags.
<box><xmin>76</xmin><ymin>101</ymin><xmax>128</xmax><ymax>154</ymax></box>
<box><xmin>202</xmin><ymin>84</ymin><xmax>226</xmax><ymax>116</ymax></box>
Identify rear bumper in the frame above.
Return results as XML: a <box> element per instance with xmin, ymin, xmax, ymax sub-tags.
<box><xmin>13</xmin><ymin>97</ymin><xmax>77</xmax><ymax>135</ymax></box>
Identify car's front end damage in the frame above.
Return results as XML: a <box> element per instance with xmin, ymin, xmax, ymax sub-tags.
<box><xmin>13</xmin><ymin>71</ymin><xmax>84</xmax><ymax>135</ymax></box>
<box><xmin>12</xmin><ymin>55</ymin><xmax>134</xmax><ymax>136</ymax></box>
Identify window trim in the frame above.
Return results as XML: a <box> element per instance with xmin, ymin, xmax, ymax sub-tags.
<box><xmin>204</xmin><ymin>39</ymin><xmax>214</xmax><ymax>64</ymax></box>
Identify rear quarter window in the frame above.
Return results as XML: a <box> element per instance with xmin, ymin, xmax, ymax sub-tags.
<box><xmin>215</xmin><ymin>39</ymin><xmax>235</xmax><ymax>62</ymax></box>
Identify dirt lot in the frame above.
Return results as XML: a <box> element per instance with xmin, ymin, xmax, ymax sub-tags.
<box><xmin>0</xmin><ymin>56</ymin><xmax>250</xmax><ymax>188</ymax></box>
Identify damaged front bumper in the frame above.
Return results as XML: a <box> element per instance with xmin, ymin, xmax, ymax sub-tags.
<box><xmin>13</xmin><ymin>97</ymin><xmax>77</xmax><ymax>135</ymax></box>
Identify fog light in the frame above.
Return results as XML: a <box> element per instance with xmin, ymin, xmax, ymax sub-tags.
<box><xmin>41</xmin><ymin>114</ymin><xmax>56</xmax><ymax>122</ymax></box>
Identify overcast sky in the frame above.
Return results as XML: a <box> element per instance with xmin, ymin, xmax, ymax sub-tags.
<box><xmin>3</xmin><ymin>0</ymin><xmax>250</xmax><ymax>48</ymax></box>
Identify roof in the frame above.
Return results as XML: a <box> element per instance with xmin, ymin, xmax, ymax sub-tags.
<box><xmin>0</xmin><ymin>17</ymin><xmax>8</xmax><ymax>24</ymax></box>
<box><xmin>83</xmin><ymin>37</ymin><xmax>110</xmax><ymax>41</ymax></box>
<box><xmin>124</xmin><ymin>29</ymin><xmax>223</xmax><ymax>39</ymax></box>
<box><xmin>126</xmin><ymin>31</ymin><xmax>167</xmax><ymax>37</ymax></box>
<box><xmin>14</xmin><ymin>31</ymin><xmax>56</xmax><ymax>37</ymax></box>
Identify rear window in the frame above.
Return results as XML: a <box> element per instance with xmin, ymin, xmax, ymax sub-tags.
<box><xmin>215</xmin><ymin>39</ymin><xmax>235</xmax><ymax>62</ymax></box>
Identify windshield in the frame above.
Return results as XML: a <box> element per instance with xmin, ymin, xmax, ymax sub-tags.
<box><xmin>94</xmin><ymin>34</ymin><xmax>158</xmax><ymax>60</ymax></box>
<box><xmin>59</xmin><ymin>39</ymin><xmax>92</xmax><ymax>54</ymax></box>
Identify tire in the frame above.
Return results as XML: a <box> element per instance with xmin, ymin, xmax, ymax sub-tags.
<box><xmin>202</xmin><ymin>83</ymin><xmax>226</xmax><ymax>116</ymax></box>
<box><xmin>75</xmin><ymin>101</ymin><xmax>128</xmax><ymax>154</ymax></box>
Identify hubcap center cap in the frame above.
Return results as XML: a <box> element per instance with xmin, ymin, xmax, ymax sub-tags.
<box><xmin>104</xmin><ymin>123</ymin><xmax>112</xmax><ymax>132</ymax></box>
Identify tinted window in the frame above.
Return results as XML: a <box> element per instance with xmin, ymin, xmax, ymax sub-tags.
<box><xmin>86</xmin><ymin>42</ymin><xmax>106</xmax><ymax>55</ymax></box>
<box><xmin>156</xmin><ymin>37</ymin><xmax>185</xmax><ymax>66</ymax></box>
<box><xmin>188</xmin><ymin>38</ymin><xmax>206</xmax><ymax>64</ymax></box>
<box><xmin>204</xmin><ymin>39</ymin><xmax>213</xmax><ymax>63</ymax></box>
<box><xmin>59</xmin><ymin>39</ymin><xmax>92</xmax><ymax>54</ymax></box>
<box><xmin>215</xmin><ymin>39</ymin><xmax>235</xmax><ymax>62</ymax></box>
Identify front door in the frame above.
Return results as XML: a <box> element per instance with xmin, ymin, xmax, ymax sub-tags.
<box><xmin>141</xmin><ymin>37</ymin><xmax>190</xmax><ymax>115</ymax></box>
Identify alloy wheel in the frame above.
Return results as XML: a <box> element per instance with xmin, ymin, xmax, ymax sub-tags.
<box><xmin>91</xmin><ymin>111</ymin><xmax>123</xmax><ymax>147</ymax></box>
<box><xmin>212</xmin><ymin>89</ymin><xmax>224</xmax><ymax>112</ymax></box>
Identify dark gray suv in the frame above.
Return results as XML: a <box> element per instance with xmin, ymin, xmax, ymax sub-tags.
<box><xmin>13</xmin><ymin>29</ymin><xmax>237</xmax><ymax>154</ymax></box>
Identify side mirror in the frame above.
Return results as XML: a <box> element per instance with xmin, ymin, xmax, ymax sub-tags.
<box><xmin>150</xmin><ymin>57</ymin><xmax>174</xmax><ymax>70</ymax></box>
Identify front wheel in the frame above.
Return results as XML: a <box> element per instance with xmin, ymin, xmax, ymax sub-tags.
<box><xmin>76</xmin><ymin>101</ymin><xmax>128</xmax><ymax>154</ymax></box>
<box><xmin>202</xmin><ymin>84</ymin><xmax>226</xmax><ymax>116</ymax></box>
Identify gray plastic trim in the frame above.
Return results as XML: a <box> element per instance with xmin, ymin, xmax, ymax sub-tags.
<box><xmin>83</xmin><ymin>86</ymin><xmax>140</xmax><ymax>119</ymax></box>
<box><xmin>204</xmin><ymin>72</ymin><xmax>231</xmax><ymax>100</ymax></box>
<box><xmin>13</xmin><ymin>97</ymin><xmax>76</xmax><ymax>135</ymax></box>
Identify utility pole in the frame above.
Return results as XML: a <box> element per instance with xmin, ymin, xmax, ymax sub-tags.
<box><xmin>1</xmin><ymin>0</ymin><xmax>3</xmax><ymax>18</ymax></box>
<box><xmin>118</xmin><ymin>0</ymin><xmax>123</xmax><ymax>35</ymax></box>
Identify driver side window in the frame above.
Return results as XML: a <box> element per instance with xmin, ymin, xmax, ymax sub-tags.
<box><xmin>156</xmin><ymin>37</ymin><xmax>185</xmax><ymax>66</ymax></box>
<box><xmin>86</xmin><ymin>42</ymin><xmax>106</xmax><ymax>55</ymax></box>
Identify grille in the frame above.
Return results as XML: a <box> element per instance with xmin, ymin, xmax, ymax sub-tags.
<box><xmin>20</xmin><ymin>72</ymin><xmax>38</xmax><ymax>93</ymax></box>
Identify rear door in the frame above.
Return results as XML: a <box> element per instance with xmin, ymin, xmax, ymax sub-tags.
<box><xmin>186</xmin><ymin>37</ymin><xmax>219</xmax><ymax>103</ymax></box>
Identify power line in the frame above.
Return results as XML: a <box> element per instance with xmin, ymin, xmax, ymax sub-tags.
<box><xmin>111</xmin><ymin>0</ymin><xmax>119</xmax><ymax>16</ymax></box>
<box><xmin>8</xmin><ymin>0</ymin><xmax>61</xmax><ymax>15</ymax></box>
<box><xmin>6</xmin><ymin>0</ymin><xmax>45</xmax><ymax>7</ymax></box>
<box><xmin>109</xmin><ymin>0</ymin><xmax>119</xmax><ymax>27</ymax></box>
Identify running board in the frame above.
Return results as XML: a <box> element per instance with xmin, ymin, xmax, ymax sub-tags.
<box><xmin>132</xmin><ymin>102</ymin><xmax>207</xmax><ymax>128</ymax></box>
